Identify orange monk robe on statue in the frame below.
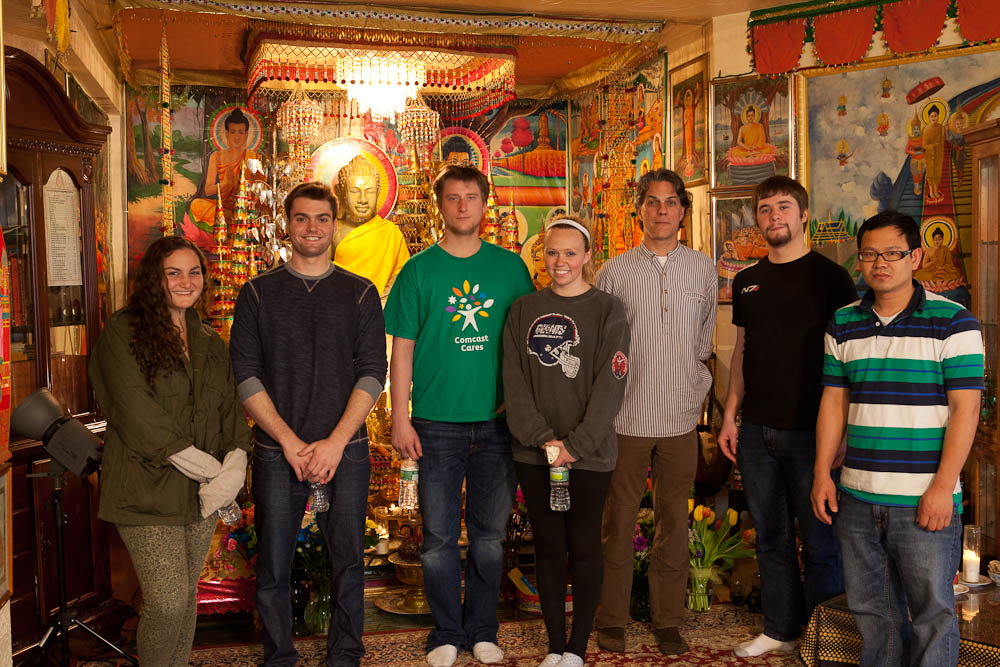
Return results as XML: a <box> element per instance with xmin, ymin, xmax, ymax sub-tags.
<box><xmin>333</xmin><ymin>215</ymin><xmax>410</xmax><ymax>296</ymax></box>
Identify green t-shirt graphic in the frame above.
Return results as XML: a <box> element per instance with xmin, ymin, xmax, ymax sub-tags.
<box><xmin>385</xmin><ymin>242</ymin><xmax>534</xmax><ymax>422</ymax></box>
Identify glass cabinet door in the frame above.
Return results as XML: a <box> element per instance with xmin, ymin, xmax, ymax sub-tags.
<box><xmin>978</xmin><ymin>154</ymin><xmax>998</xmax><ymax>429</ymax></box>
<box><xmin>42</xmin><ymin>168</ymin><xmax>88</xmax><ymax>415</ymax></box>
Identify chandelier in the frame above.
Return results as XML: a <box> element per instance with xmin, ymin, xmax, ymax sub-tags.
<box><xmin>247</xmin><ymin>39</ymin><xmax>515</xmax><ymax>121</ymax></box>
<box><xmin>276</xmin><ymin>85</ymin><xmax>323</xmax><ymax>182</ymax></box>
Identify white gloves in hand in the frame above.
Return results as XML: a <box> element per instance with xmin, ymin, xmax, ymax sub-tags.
<box><xmin>168</xmin><ymin>446</ymin><xmax>222</xmax><ymax>483</ymax></box>
<box><xmin>199</xmin><ymin>449</ymin><xmax>248</xmax><ymax>518</ymax></box>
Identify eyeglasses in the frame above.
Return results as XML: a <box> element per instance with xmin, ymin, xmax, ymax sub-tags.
<box><xmin>857</xmin><ymin>249</ymin><xmax>915</xmax><ymax>263</ymax></box>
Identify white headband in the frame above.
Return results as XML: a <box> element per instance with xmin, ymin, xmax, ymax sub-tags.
<box><xmin>546</xmin><ymin>217</ymin><xmax>591</xmax><ymax>242</ymax></box>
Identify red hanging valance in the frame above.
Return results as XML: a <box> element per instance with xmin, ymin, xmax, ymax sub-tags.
<box><xmin>813</xmin><ymin>7</ymin><xmax>877</xmax><ymax>65</ymax></box>
<box><xmin>750</xmin><ymin>19</ymin><xmax>807</xmax><ymax>75</ymax></box>
<box><xmin>957</xmin><ymin>0</ymin><xmax>1000</xmax><ymax>43</ymax></box>
<box><xmin>749</xmin><ymin>0</ymin><xmax>1000</xmax><ymax>75</ymax></box>
<box><xmin>882</xmin><ymin>0</ymin><xmax>948</xmax><ymax>54</ymax></box>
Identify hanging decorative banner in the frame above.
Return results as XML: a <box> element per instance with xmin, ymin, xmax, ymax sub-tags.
<box><xmin>159</xmin><ymin>21</ymin><xmax>173</xmax><ymax>235</ymax></box>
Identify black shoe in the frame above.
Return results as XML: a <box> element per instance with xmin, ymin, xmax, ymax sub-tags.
<box><xmin>597</xmin><ymin>627</ymin><xmax>626</xmax><ymax>653</ymax></box>
<box><xmin>654</xmin><ymin>627</ymin><xmax>688</xmax><ymax>656</ymax></box>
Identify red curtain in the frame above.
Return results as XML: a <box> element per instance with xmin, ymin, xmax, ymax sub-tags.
<box><xmin>751</xmin><ymin>19</ymin><xmax>807</xmax><ymax>75</ymax></box>
<box><xmin>883</xmin><ymin>0</ymin><xmax>948</xmax><ymax>53</ymax></box>
<box><xmin>957</xmin><ymin>0</ymin><xmax>1000</xmax><ymax>43</ymax></box>
<box><xmin>814</xmin><ymin>7</ymin><xmax>877</xmax><ymax>65</ymax></box>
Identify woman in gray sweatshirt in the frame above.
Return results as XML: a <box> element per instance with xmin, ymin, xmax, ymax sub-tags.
<box><xmin>503</xmin><ymin>217</ymin><xmax>630</xmax><ymax>667</ymax></box>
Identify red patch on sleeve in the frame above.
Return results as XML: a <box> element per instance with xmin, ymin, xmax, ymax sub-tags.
<box><xmin>612</xmin><ymin>351</ymin><xmax>628</xmax><ymax>379</ymax></box>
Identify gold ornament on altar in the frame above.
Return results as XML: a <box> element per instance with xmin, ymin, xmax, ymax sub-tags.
<box><xmin>277</xmin><ymin>86</ymin><xmax>323</xmax><ymax>183</ymax></box>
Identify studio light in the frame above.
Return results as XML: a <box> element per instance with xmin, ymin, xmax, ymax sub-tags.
<box><xmin>12</xmin><ymin>388</ymin><xmax>101</xmax><ymax>478</ymax></box>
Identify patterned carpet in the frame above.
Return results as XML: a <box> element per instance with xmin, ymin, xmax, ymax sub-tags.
<box><xmin>80</xmin><ymin>604</ymin><xmax>803</xmax><ymax>666</ymax></box>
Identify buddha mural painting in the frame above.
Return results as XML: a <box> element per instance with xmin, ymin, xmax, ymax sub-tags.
<box><xmin>331</xmin><ymin>154</ymin><xmax>410</xmax><ymax>299</ymax></box>
<box><xmin>186</xmin><ymin>108</ymin><xmax>263</xmax><ymax>247</ymax></box>
<box><xmin>921</xmin><ymin>103</ymin><xmax>946</xmax><ymax>203</ymax></box>
<box><xmin>915</xmin><ymin>222</ymin><xmax>965</xmax><ymax>285</ymax></box>
<box><xmin>727</xmin><ymin>104</ymin><xmax>776</xmax><ymax>162</ymax></box>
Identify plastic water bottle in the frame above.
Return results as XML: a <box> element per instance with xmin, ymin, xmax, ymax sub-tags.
<box><xmin>309</xmin><ymin>482</ymin><xmax>330</xmax><ymax>513</ymax></box>
<box><xmin>218</xmin><ymin>500</ymin><xmax>242</xmax><ymax>525</ymax></box>
<box><xmin>398</xmin><ymin>459</ymin><xmax>419</xmax><ymax>510</ymax></box>
<box><xmin>549</xmin><ymin>466</ymin><xmax>570</xmax><ymax>511</ymax></box>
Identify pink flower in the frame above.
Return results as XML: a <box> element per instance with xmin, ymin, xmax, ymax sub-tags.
<box><xmin>227</xmin><ymin>538</ymin><xmax>237</xmax><ymax>552</ymax></box>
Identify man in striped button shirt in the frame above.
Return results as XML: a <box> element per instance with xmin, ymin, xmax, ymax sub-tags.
<box><xmin>813</xmin><ymin>210</ymin><xmax>983</xmax><ymax>666</ymax></box>
<box><xmin>594</xmin><ymin>168</ymin><xmax>716</xmax><ymax>657</ymax></box>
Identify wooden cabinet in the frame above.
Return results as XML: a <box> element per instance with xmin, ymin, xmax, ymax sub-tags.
<box><xmin>963</xmin><ymin>119</ymin><xmax>1000</xmax><ymax>559</ymax></box>
<box><xmin>3</xmin><ymin>47</ymin><xmax>119</xmax><ymax>655</ymax></box>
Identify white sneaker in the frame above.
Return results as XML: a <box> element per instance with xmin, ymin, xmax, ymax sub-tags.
<box><xmin>556</xmin><ymin>652</ymin><xmax>584</xmax><ymax>667</ymax></box>
<box><xmin>537</xmin><ymin>654</ymin><xmax>562</xmax><ymax>667</ymax></box>
<box><xmin>427</xmin><ymin>644</ymin><xmax>458</xmax><ymax>667</ymax></box>
<box><xmin>472</xmin><ymin>641</ymin><xmax>504</xmax><ymax>664</ymax></box>
<box><xmin>734</xmin><ymin>633</ymin><xmax>796</xmax><ymax>657</ymax></box>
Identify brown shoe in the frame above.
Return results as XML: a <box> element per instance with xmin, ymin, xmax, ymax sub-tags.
<box><xmin>654</xmin><ymin>627</ymin><xmax>688</xmax><ymax>656</ymax></box>
<box><xmin>597</xmin><ymin>627</ymin><xmax>626</xmax><ymax>653</ymax></box>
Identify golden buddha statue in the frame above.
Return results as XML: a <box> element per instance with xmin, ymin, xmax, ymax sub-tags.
<box><xmin>331</xmin><ymin>154</ymin><xmax>409</xmax><ymax>298</ymax></box>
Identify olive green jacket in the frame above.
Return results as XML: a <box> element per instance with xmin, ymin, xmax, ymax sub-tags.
<box><xmin>89</xmin><ymin>308</ymin><xmax>252</xmax><ymax>526</ymax></box>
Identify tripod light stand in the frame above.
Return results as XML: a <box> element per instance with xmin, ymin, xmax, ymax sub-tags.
<box><xmin>13</xmin><ymin>388</ymin><xmax>138</xmax><ymax>667</ymax></box>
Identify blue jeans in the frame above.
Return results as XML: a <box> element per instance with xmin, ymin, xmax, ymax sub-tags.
<box><xmin>412</xmin><ymin>417</ymin><xmax>517</xmax><ymax>652</ymax></box>
<box><xmin>837</xmin><ymin>492</ymin><xmax>961</xmax><ymax>667</ymax></box>
<box><xmin>253</xmin><ymin>439</ymin><xmax>371</xmax><ymax>666</ymax></box>
<box><xmin>737</xmin><ymin>421</ymin><xmax>844</xmax><ymax>640</ymax></box>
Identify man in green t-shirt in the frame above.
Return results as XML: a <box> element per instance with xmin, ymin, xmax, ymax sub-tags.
<box><xmin>385</xmin><ymin>165</ymin><xmax>534</xmax><ymax>667</ymax></box>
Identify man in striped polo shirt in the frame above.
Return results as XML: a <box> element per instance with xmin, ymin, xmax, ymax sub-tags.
<box><xmin>594</xmin><ymin>168</ymin><xmax>716</xmax><ymax>657</ymax></box>
<box><xmin>812</xmin><ymin>210</ymin><xmax>983</xmax><ymax>666</ymax></box>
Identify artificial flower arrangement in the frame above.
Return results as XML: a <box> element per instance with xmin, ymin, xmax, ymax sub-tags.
<box><xmin>294</xmin><ymin>517</ymin><xmax>330</xmax><ymax>588</ymax></box>
<box><xmin>687</xmin><ymin>503</ymin><xmax>755</xmax><ymax>611</ymax></box>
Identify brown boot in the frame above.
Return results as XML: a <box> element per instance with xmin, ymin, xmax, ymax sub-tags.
<box><xmin>597</xmin><ymin>627</ymin><xmax>626</xmax><ymax>653</ymax></box>
<box><xmin>654</xmin><ymin>627</ymin><xmax>688</xmax><ymax>656</ymax></box>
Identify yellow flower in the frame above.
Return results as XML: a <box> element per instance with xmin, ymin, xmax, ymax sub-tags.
<box><xmin>688</xmin><ymin>498</ymin><xmax>694</xmax><ymax>515</ymax></box>
<box><xmin>365</xmin><ymin>518</ymin><xmax>378</xmax><ymax>531</ymax></box>
<box><xmin>693</xmin><ymin>505</ymin><xmax>704</xmax><ymax>522</ymax></box>
<box><xmin>727</xmin><ymin>508</ymin><xmax>738</xmax><ymax>526</ymax></box>
<box><xmin>706</xmin><ymin>510</ymin><xmax>716</xmax><ymax>525</ymax></box>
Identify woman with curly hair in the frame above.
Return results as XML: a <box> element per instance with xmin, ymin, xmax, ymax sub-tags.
<box><xmin>89</xmin><ymin>236</ymin><xmax>250</xmax><ymax>666</ymax></box>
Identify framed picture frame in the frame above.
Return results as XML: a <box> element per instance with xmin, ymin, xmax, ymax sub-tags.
<box><xmin>711</xmin><ymin>188</ymin><xmax>761</xmax><ymax>303</ymax></box>
<box><xmin>0</xmin><ymin>462</ymin><xmax>10</xmax><ymax>608</ymax></box>
<box><xmin>669</xmin><ymin>54</ymin><xmax>709</xmax><ymax>187</ymax></box>
<box><xmin>0</xmin><ymin>10</ymin><xmax>7</xmax><ymax>181</ymax></box>
<box><xmin>710</xmin><ymin>73</ymin><xmax>793</xmax><ymax>189</ymax></box>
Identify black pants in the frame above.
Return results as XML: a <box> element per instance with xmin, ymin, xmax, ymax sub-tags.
<box><xmin>515</xmin><ymin>462</ymin><xmax>612</xmax><ymax>658</ymax></box>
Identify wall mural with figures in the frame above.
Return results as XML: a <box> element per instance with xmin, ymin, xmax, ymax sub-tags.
<box><xmin>800</xmin><ymin>46</ymin><xmax>1000</xmax><ymax>305</ymax></box>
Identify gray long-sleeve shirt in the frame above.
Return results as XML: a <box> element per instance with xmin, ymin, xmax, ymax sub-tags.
<box><xmin>229</xmin><ymin>262</ymin><xmax>387</xmax><ymax>448</ymax></box>
<box><xmin>596</xmin><ymin>242</ymin><xmax>716</xmax><ymax>438</ymax></box>
<box><xmin>503</xmin><ymin>286</ymin><xmax>630</xmax><ymax>472</ymax></box>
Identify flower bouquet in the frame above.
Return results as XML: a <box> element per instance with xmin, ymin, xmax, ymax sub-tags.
<box><xmin>687</xmin><ymin>503</ymin><xmax>754</xmax><ymax>611</ymax></box>
<box><xmin>630</xmin><ymin>509</ymin><xmax>655</xmax><ymax>622</ymax></box>
<box><xmin>295</xmin><ymin>517</ymin><xmax>332</xmax><ymax>634</ymax></box>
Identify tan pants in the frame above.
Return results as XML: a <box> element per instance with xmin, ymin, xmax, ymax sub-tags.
<box><xmin>116</xmin><ymin>515</ymin><xmax>217</xmax><ymax>667</ymax></box>
<box><xmin>596</xmin><ymin>430</ymin><xmax>698</xmax><ymax>630</ymax></box>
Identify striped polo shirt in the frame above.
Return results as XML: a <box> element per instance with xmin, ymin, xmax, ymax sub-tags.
<box><xmin>822</xmin><ymin>281</ymin><xmax>984</xmax><ymax>507</ymax></box>
<box><xmin>596</xmin><ymin>242</ymin><xmax>717</xmax><ymax>437</ymax></box>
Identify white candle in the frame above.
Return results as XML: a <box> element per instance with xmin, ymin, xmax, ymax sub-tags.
<box><xmin>963</xmin><ymin>548</ymin><xmax>981</xmax><ymax>583</ymax></box>
<box><xmin>375</xmin><ymin>537</ymin><xmax>389</xmax><ymax>555</ymax></box>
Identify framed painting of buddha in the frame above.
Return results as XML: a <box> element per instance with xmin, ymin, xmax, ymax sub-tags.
<box><xmin>669</xmin><ymin>55</ymin><xmax>709</xmax><ymax>187</ymax></box>
<box><xmin>710</xmin><ymin>74</ymin><xmax>792</xmax><ymax>189</ymax></box>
